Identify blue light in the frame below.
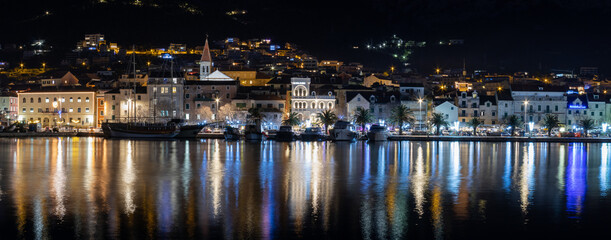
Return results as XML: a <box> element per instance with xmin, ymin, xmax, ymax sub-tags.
<box><xmin>161</xmin><ymin>53</ymin><xmax>173</xmax><ymax>59</ymax></box>
<box><xmin>568</xmin><ymin>105</ymin><xmax>587</xmax><ymax>109</ymax></box>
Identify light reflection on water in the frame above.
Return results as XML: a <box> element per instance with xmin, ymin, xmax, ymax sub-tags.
<box><xmin>0</xmin><ymin>138</ymin><xmax>610</xmax><ymax>239</ymax></box>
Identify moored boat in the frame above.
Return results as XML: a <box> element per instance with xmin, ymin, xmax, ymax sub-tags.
<box><xmin>366</xmin><ymin>124</ymin><xmax>389</xmax><ymax>141</ymax></box>
<box><xmin>329</xmin><ymin>120</ymin><xmax>357</xmax><ymax>141</ymax></box>
<box><xmin>224</xmin><ymin>126</ymin><xmax>241</xmax><ymax>141</ymax></box>
<box><xmin>244</xmin><ymin>124</ymin><xmax>266</xmax><ymax>141</ymax></box>
<box><xmin>300</xmin><ymin>127</ymin><xmax>324</xmax><ymax>141</ymax></box>
<box><xmin>102</xmin><ymin>122</ymin><xmax>180</xmax><ymax>138</ymax></box>
<box><xmin>275</xmin><ymin>126</ymin><xmax>295</xmax><ymax>141</ymax></box>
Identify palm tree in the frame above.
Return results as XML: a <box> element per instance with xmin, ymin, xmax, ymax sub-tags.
<box><xmin>542</xmin><ymin>114</ymin><xmax>560</xmax><ymax>136</ymax></box>
<box><xmin>353</xmin><ymin>107</ymin><xmax>373</xmax><ymax>134</ymax></box>
<box><xmin>282</xmin><ymin>112</ymin><xmax>301</xmax><ymax>127</ymax></box>
<box><xmin>389</xmin><ymin>104</ymin><xmax>415</xmax><ymax>135</ymax></box>
<box><xmin>316</xmin><ymin>109</ymin><xmax>338</xmax><ymax>134</ymax></box>
<box><xmin>504</xmin><ymin>115</ymin><xmax>522</xmax><ymax>136</ymax></box>
<box><xmin>247</xmin><ymin>107</ymin><xmax>264</xmax><ymax>125</ymax></box>
<box><xmin>468</xmin><ymin>117</ymin><xmax>482</xmax><ymax>136</ymax></box>
<box><xmin>579</xmin><ymin>118</ymin><xmax>595</xmax><ymax>137</ymax></box>
<box><xmin>429</xmin><ymin>113</ymin><xmax>448</xmax><ymax>135</ymax></box>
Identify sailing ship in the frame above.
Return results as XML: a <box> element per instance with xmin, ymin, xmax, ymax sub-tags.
<box><xmin>101</xmin><ymin>47</ymin><xmax>180</xmax><ymax>138</ymax></box>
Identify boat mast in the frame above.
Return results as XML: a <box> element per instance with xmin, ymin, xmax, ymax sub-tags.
<box><xmin>132</xmin><ymin>45</ymin><xmax>137</xmax><ymax>123</ymax></box>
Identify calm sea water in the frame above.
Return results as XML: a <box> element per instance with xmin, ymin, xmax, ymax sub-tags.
<box><xmin>0</xmin><ymin>138</ymin><xmax>610</xmax><ymax>239</ymax></box>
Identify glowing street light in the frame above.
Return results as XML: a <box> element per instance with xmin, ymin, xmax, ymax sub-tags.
<box><xmin>435</xmin><ymin>68</ymin><xmax>440</xmax><ymax>74</ymax></box>
<box><xmin>523</xmin><ymin>99</ymin><xmax>529</xmax><ymax>126</ymax></box>
<box><xmin>418</xmin><ymin>98</ymin><xmax>423</xmax><ymax>131</ymax></box>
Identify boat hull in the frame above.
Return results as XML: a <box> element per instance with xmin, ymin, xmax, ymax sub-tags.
<box><xmin>102</xmin><ymin>123</ymin><xmax>179</xmax><ymax>138</ymax></box>
<box><xmin>330</xmin><ymin>129</ymin><xmax>357</xmax><ymax>141</ymax></box>
<box><xmin>175</xmin><ymin>125</ymin><xmax>205</xmax><ymax>138</ymax></box>
<box><xmin>275</xmin><ymin>132</ymin><xmax>295</xmax><ymax>141</ymax></box>
<box><xmin>366</xmin><ymin>132</ymin><xmax>388</xmax><ymax>141</ymax></box>
<box><xmin>300</xmin><ymin>134</ymin><xmax>323</xmax><ymax>141</ymax></box>
<box><xmin>224</xmin><ymin>133</ymin><xmax>241</xmax><ymax>141</ymax></box>
<box><xmin>245</xmin><ymin>133</ymin><xmax>266</xmax><ymax>141</ymax></box>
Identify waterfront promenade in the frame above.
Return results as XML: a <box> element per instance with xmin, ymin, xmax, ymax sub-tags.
<box><xmin>2</xmin><ymin>131</ymin><xmax>611</xmax><ymax>143</ymax></box>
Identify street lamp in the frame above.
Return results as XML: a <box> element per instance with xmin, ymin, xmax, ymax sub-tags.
<box><xmin>215</xmin><ymin>98</ymin><xmax>220</xmax><ymax>121</ymax></box>
<box><xmin>523</xmin><ymin>99</ymin><xmax>529</xmax><ymax>127</ymax></box>
<box><xmin>418</xmin><ymin>98</ymin><xmax>423</xmax><ymax>131</ymax></box>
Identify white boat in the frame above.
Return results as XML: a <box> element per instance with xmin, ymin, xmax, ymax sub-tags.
<box><xmin>366</xmin><ymin>124</ymin><xmax>389</xmax><ymax>141</ymax></box>
<box><xmin>245</xmin><ymin>124</ymin><xmax>266</xmax><ymax>141</ymax></box>
<box><xmin>329</xmin><ymin>120</ymin><xmax>357</xmax><ymax>141</ymax></box>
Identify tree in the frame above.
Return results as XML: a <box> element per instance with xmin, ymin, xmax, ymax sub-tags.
<box><xmin>389</xmin><ymin>104</ymin><xmax>415</xmax><ymax>135</ymax></box>
<box><xmin>542</xmin><ymin>114</ymin><xmax>560</xmax><ymax>136</ymax></box>
<box><xmin>504</xmin><ymin>115</ymin><xmax>522</xmax><ymax>136</ymax></box>
<box><xmin>247</xmin><ymin>107</ymin><xmax>264</xmax><ymax>125</ymax></box>
<box><xmin>468</xmin><ymin>117</ymin><xmax>482</xmax><ymax>136</ymax></box>
<box><xmin>353</xmin><ymin>107</ymin><xmax>373</xmax><ymax>134</ymax></box>
<box><xmin>316</xmin><ymin>109</ymin><xmax>338</xmax><ymax>134</ymax></box>
<box><xmin>217</xmin><ymin>103</ymin><xmax>234</xmax><ymax>122</ymax></box>
<box><xmin>579</xmin><ymin>118</ymin><xmax>595</xmax><ymax>137</ymax></box>
<box><xmin>429</xmin><ymin>113</ymin><xmax>448</xmax><ymax>135</ymax></box>
<box><xmin>282</xmin><ymin>112</ymin><xmax>301</xmax><ymax>126</ymax></box>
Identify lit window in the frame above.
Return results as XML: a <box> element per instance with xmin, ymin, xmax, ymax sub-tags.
<box><xmin>172</xmin><ymin>87</ymin><xmax>177</xmax><ymax>93</ymax></box>
<box><xmin>45</xmin><ymin>97</ymin><xmax>49</xmax><ymax>103</ymax></box>
<box><xmin>85</xmin><ymin>108</ymin><xmax>89</xmax><ymax>113</ymax></box>
<box><xmin>69</xmin><ymin>108</ymin><xmax>73</xmax><ymax>113</ymax></box>
<box><xmin>85</xmin><ymin>97</ymin><xmax>90</xmax><ymax>103</ymax></box>
<box><xmin>78</xmin><ymin>97</ymin><xmax>81</xmax><ymax>102</ymax></box>
<box><xmin>70</xmin><ymin>97</ymin><xmax>73</xmax><ymax>102</ymax></box>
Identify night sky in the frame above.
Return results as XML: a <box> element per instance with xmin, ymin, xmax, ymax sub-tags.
<box><xmin>2</xmin><ymin>0</ymin><xmax>611</xmax><ymax>73</ymax></box>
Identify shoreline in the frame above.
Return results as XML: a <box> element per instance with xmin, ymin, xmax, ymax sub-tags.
<box><xmin>386</xmin><ymin>135</ymin><xmax>611</xmax><ymax>143</ymax></box>
<box><xmin>1</xmin><ymin>132</ymin><xmax>610</xmax><ymax>143</ymax></box>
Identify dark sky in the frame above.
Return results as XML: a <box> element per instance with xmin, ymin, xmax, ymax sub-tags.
<box><xmin>2</xmin><ymin>0</ymin><xmax>611</xmax><ymax>74</ymax></box>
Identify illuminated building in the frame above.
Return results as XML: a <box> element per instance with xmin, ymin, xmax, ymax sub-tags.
<box><xmin>290</xmin><ymin>77</ymin><xmax>336</xmax><ymax>124</ymax></box>
<box><xmin>363</xmin><ymin>74</ymin><xmax>398</xmax><ymax>88</ymax></box>
<box><xmin>18</xmin><ymin>88</ymin><xmax>97</xmax><ymax>128</ymax></box>
<box><xmin>0</xmin><ymin>92</ymin><xmax>18</xmax><ymax>125</ymax></box>
<box><xmin>510</xmin><ymin>84</ymin><xmax>567</xmax><ymax>124</ymax></box>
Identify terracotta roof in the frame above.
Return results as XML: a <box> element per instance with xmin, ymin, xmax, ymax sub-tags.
<box><xmin>200</xmin><ymin>38</ymin><xmax>212</xmax><ymax>62</ymax></box>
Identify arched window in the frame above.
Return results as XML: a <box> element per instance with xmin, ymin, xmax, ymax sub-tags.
<box><xmin>38</xmin><ymin>97</ymin><xmax>41</xmax><ymax>103</ymax></box>
<box><xmin>22</xmin><ymin>98</ymin><xmax>26</xmax><ymax>103</ymax></box>
<box><xmin>328</xmin><ymin>91</ymin><xmax>333</xmax><ymax>96</ymax></box>
<box><xmin>390</xmin><ymin>95</ymin><xmax>396</xmax><ymax>102</ymax></box>
<box><xmin>54</xmin><ymin>97</ymin><xmax>57</xmax><ymax>102</ymax></box>
<box><xmin>77</xmin><ymin>97</ymin><xmax>81</xmax><ymax>102</ymax></box>
<box><xmin>369</xmin><ymin>96</ymin><xmax>376</xmax><ymax>103</ymax></box>
<box><xmin>319</xmin><ymin>103</ymin><xmax>323</xmax><ymax>108</ymax></box>
<box><xmin>311</xmin><ymin>103</ymin><xmax>315</xmax><ymax>108</ymax></box>
<box><xmin>85</xmin><ymin>97</ymin><xmax>90</xmax><ymax>103</ymax></box>
<box><xmin>30</xmin><ymin>98</ymin><xmax>34</xmax><ymax>103</ymax></box>
<box><xmin>328</xmin><ymin>103</ymin><xmax>333</xmax><ymax>108</ymax></box>
<box><xmin>69</xmin><ymin>97</ymin><xmax>73</xmax><ymax>102</ymax></box>
<box><xmin>311</xmin><ymin>91</ymin><xmax>316</xmax><ymax>96</ymax></box>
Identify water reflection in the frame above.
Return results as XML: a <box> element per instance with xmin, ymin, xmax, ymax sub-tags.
<box><xmin>0</xmin><ymin>139</ymin><xmax>610</xmax><ymax>239</ymax></box>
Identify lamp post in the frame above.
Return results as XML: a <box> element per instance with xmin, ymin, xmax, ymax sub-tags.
<box><xmin>52</xmin><ymin>101</ymin><xmax>59</xmax><ymax>127</ymax></box>
<box><xmin>215</xmin><ymin>98</ymin><xmax>220</xmax><ymax>121</ymax></box>
<box><xmin>418</xmin><ymin>98</ymin><xmax>423</xmax><ymax>131</ymax></box>
<box><xmin>523</xmin><ymin>99</ymin><xmax>528</xmax><ymax>132</ymax></box>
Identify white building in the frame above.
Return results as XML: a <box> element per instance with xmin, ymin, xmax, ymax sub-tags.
<box><xmin>290</xmin><ymin>77</ymin><xmax>336</xmax><ymax>125</ymax></box>
<box><xmin>510</xmin><ymin>84</ymin><xmax>567</xmax><ymax>126</ymax></box>
<box><xmin>434</xmin><ymin>101</ymin><xmax>458</xmax><ymax>125</ymax></box>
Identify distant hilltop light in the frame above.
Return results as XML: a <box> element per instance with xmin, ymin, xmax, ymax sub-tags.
<box><xmin>226</xmin><ymin>10</ymin><xmax>247</xmax><ymax>16</ymax></box>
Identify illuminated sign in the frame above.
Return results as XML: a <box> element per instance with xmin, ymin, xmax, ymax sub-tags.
<box><xmin>161</xmin><ymin>53</ymin><xmax>173</xmax><ymax>59</ymax></box>
<box><xmin>568</xmin><ymin>105</ymin><xmax>587</xmax><ymax>109</ymax></box>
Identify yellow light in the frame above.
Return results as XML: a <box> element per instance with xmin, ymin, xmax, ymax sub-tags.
<box><xmin>82</xmin><ymin>61</ymin><xmax>86</xmax><ymax>66</ymax></box>
<box><xmin>498</xmin><ymin>87</ymin><xmax>502</xmax><ymax>91</ymax></box>
<box><xmin>52</xmin><ymin>101</ymin><xmax>58</xmax><ymax>108</ymax></box>
<box><xmin>435</xmin><ymin>68</ymin><xmax>440</xmax><ymax>74</ymax></box>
